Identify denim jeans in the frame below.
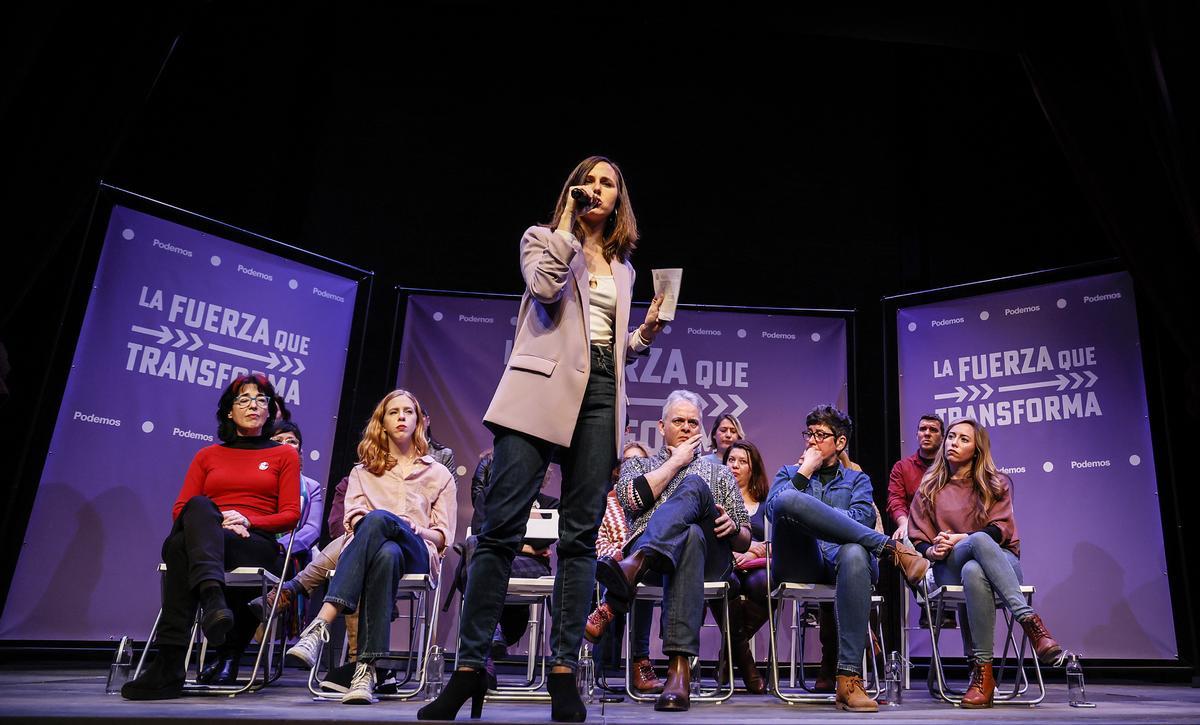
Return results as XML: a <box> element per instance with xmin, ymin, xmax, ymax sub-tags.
<box><xmin>932</xmin><ymin>532</ymin><xmax>1030</xmax><ymax>663</ymax></box>
<box><xmin>457</xmin><ymin>345</ymin><xmax>616</xmax><ymax>671</ymax></box>
<box><xmin>627</xmin><ymin>475</ymin><xmax>733</xmax><ymax>658</ymax></box>
<box><xmin>324</xmin><ymin>510</ymin><xmax>429</xmax><ymax>661</ymax></box>
<box><xmin>768</xmin><ymin>488</ymin><xmax>885</xmax><ymax>674</ymax></box>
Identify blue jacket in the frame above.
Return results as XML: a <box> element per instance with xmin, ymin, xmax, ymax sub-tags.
<box><xmin>766</xmin><ymin>463</ymin><xmax>876</xmax><ymax>530</ymax></box>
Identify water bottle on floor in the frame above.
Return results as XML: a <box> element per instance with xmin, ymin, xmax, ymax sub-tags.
<box><xmin>882</xmin><ymin>651</ymin><xmax>902</xmax><ymax>706</ymax></box>
<box><xmin>577</xmin><ymin>646</ymin><xmax>595</xmax><ymax>703</ymax></box>
<box><xmin>1066</xmin><ymin>652</ymin><xmax>1095</xmax><ymax>707</ymax></box>
<box><xmin>105</xmin><ymin>635</ymin><xmax>133</xmax><ymax>695</ymax></box>
<box><xmin>425</xmin><ymin>645</ymin><xmax>444</xmax><ymax>700</ymax></box>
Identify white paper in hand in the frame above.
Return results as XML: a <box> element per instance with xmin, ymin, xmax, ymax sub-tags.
<box><xmin>651</xmin><ymin>268</ymin><xmax>682</xmax><ymax>322</ymax></box>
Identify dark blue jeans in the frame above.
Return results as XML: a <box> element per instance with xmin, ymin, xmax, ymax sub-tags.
<box><xmin>325</xmin><ymin>509</ymin><xmax>429</xmax><ymax>661</ymax></box>
<box><xmin>768</xmin><ymin>488</ymin><xmax>884</xmax><ymax>674</ymax></box>
<box><xmin>458</xmin><ymin>346</ymin><xmax>616</xmax><ymax>671</ymax></box>
<box><xmin>628</xmin><ymin>475</ymin><xmax>733</xmax><ymax>658</ymax></box>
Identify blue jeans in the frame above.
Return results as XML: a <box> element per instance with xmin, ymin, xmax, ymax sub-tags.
<box><xmin>325</xmin><ymin>510</ymin><xmax>429</xmax><ymax>661</ymax></box>
<box><xmin>932</xmin><ymin>532</ymin><xmax>1030</xmax><ymax>663</ymax></box>
<box><xmin>458</xmin><ymin>346</ymin><xmax>616</xmax><ymax>671</ymax></box>
<box><xmin>768</xmin><ymin>488</ymin><xmax>885</xmax><ymax>674</ymax></box>
<box><xmin>628</xmin><ymin>475</ymin><xmax>733</xmax><ymax>658</ymax></box>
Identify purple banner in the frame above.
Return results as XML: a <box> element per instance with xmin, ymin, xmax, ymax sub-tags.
<box><xmin>1</xmin><ymin>204</ymin><xmax>359</xmax><ymax>640</ymax></box>
<box><xmin>896</xmin><ymin>271</ymin><xmax>1175</xmax><ymax>659</ymax></box>
<box><xmin>396</xmin><ymin>293</ymin><xmax>849</xmax><ymax>652</ymax></box>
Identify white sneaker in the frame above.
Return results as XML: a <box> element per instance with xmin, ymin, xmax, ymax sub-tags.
<box><xmin>286</xmin><ymin>618</ymin><xmax>328</xmax><ymax>668</ymax></box>
<box><xmin>342</xmin><ymin>661</ymin><xmax>377</xmax><ymax>704</ymax></box>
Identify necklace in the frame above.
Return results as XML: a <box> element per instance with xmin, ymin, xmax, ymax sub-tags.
<box><xmin>589</xmin><ymin>277</ymin><xmax>598</xmax><ymax>289</ymax></box>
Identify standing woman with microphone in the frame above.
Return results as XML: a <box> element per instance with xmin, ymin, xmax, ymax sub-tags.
<box><xmin>420</xmin><ymin>156</ymin><xmax>663</xmax><ymax>722</ymax></box>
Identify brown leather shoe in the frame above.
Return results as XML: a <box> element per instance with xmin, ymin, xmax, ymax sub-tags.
<box><xmin>883</xmin><ymin>540</ymin><xmax>930</xmax><ymax>587</ymax></box>
<box><xmin>835</xmin><ymin>673</ymin><xmax>878</xmax><ymax>712</ymax></box>
<box><xmin>584</xmin><ymin>601</ymin><xmax>615</xmax><ymax>644</ymax></box>
<box><xmin>960</xmin><ymin>660</ymin><xmax>995</xmax><ymax>708</ymax></box>
<box><xmin>654</xmin><ymin>655</ymin><xmax>690</xmax><ymax>712</ymax></box>
<box><xmin>595</xmin><ymin>552</ymin><xmax>646</xmax><ymax>614</ymax></box>
<box><xmin>1019</xmin><ymin>613</ymin><xmax>1063</xmax><ymax>665</ymax></box>
<box><xmin>631</xmin><ymin>656</ymin><xmax>663</xmax><ymax>694</ymax></box>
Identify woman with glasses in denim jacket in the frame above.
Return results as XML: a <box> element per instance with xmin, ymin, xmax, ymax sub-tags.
<box><xmin>122</xmin><ymin>373</ymin><xmax>301</xmax><ymax>700</ymax></box>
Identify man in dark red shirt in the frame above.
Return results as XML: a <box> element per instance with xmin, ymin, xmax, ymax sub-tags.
<box><xmin>886</xmin><ymin>415</ymin><xmax>943</xmax><ymax>542</ymax></box>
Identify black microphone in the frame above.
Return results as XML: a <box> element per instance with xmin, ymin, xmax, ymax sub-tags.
<box><xmin>570</xmin><ymin>188</ymin><xmax>597</xmax><ymax>210</ymax></box>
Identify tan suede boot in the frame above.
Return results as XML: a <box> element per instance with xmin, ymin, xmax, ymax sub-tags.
<box><xmin>835</xmin><ymin>673</ymin><xmax>878</xmax><ymax>712</ymax></box>
<box><xmin>882</xmin><ymin>540</ymin><xmax>930</xmax><ymax>587</ymax></box>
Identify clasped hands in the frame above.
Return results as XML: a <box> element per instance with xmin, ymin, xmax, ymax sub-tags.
<box><xmin>925</xmin><ymin>530</ymin><xmax>968</xmax><ymax>561</ymax></box>
<box><xmin>221</xmin><ymin>509</ymin><xmax>252</xmax><ymax>538</ymax></box>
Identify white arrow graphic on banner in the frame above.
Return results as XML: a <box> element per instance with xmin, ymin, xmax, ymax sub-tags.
<box><xmin>728</xmin><ymin>394</ymin><xmax>749</xmax><ymax>418</ymax></box>
<box><xmin>188</xmin><ymin>333</ymin><xmax>203</xmax><ymax>351</ymax></box>
<box><xmin>980</xmin><ymin>383</ymin><xmax>994</xmax><ymax>399</ymax></box>
<box><xmin>208</xmin><ymin>343</ymin><xmax>280</xmax><ymax>369</ymax></box>
<box><xmin>967</xmin><ymin>384</ymin><xmax>981</xmax><ymax>401</ymax></box>
<box><xmin>934</xmin><ymin>386</ymin><xmax>968</xmax><ymax>402</ymax></box>
<box><xmin>1069</xmin><ymin>372</ymin><xmax>1085</xmax><ymax>389</ymax></box>
<box><xmin>278</xmin><ymin>354</ymin><xmax>293</xmax><ymax>373</ymax></box>
<box><xmin>1083</xmin><ymin>370</ymin><xmax>1098</xmax><ymax>387</ymax></box>
<box><xmin>292</xmin><ymin>358</ymin><xmax>306</xmax><ymax>375</ymax></box>
<box><xmin>997</xmin><ymin>374</ymin><xmax>1070</xmax><ymax>393</ymax></box>
<box><xmin>131</xmin><ymin>324</ymin><xmax>172</xmax><ymax>345</ymax></box>
<box><xmin>708</xmin><ymin>394</ymin><xmax>728</xmax><ymax>417</ymax></box>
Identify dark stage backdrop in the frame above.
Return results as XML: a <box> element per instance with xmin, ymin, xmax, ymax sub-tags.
<box><xmin>395</xmin><ymin>292</ymin><xmax>849</xmax><ymax>652</ymax></box>
<box><xmin>896</xmin><ymin>271</ymin><xmax>1175</xmax><ymax>660</ymax></box>
<box><xmin>0</xmin><ymin>204</ymin><xmax>360</xmax><ymax>640</ymax></box>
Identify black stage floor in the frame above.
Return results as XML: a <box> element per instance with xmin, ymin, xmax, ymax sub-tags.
<box><xmin>0</xmin><ymin>667</ymin><xmax>1197</xmax><ymax>724</ymax></box>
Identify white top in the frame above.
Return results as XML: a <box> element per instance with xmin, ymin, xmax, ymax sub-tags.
<box><xmin>588</xmin><ymin>274</ymin><xmax>617</xmax><ymax>345</ymax></box>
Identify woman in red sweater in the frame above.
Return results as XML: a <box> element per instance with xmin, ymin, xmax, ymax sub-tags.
<box><xmin>909</xmin><ymin>419</ymin><xmax>1063</xmax><ymax>708</ymax></box>
<box><xmin>122</xmin><ymin>373</ymin><xmax>300</xmax><ymax>700</ymax></box>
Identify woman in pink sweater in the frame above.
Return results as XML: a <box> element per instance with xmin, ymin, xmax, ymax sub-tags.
<box><xmin>285</xmin><ymin>389</ymin><xmax>457</xmax><ymax>705</ymax></box>
<box><xmin>909</xmin><ymin>419</ymin><xmax>1064</xmax><ymax>708</ymax></box>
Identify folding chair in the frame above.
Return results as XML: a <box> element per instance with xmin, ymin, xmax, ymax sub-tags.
<box><xmin>305</xmin><ymin>564</ymin><xmax>443</xmax><ymax>701</ymax></box>
<box><xmin>923</xmin><ymin>583</ymin><xmax>1045</xmax><ymax>706</ymax></box>
<box><xmin>134</xmin><ymin>528</ymin><xmax>298</xmax><ymax>697</ymax></box>
<box><xmin>763</xmin><ymin>519</ymin><xmax>886</xmax><ymax>704</ymax></box>
<box><xmin>623</xmin><ymin>579</ymin><xmax>734</xmax><ymax>704</ymax></box>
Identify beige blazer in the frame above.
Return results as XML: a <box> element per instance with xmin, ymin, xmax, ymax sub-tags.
<box><xmin>484</xmin><ymin>225</ymin><xmax>638</xmax><ymax>456</ymax></box>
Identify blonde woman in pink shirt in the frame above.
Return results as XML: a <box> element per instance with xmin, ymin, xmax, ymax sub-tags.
<box><xmin>909</xmin><ymin>419</ymin><xmax>1063</xmax><ymax>709</ymax></box>
<box><xmin>286</xmin><ymin>389</ymin><xmax>457</xmax><ymax>705</ymax></box>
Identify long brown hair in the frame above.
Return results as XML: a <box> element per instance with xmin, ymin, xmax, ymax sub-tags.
<box><xmin>357</xmin><ymin>389</ymin><xmax>429</xmax><ymax>476</ymax></box>
<box><xmin>545</xmin><ymin>155</ymin><xmax>639</xmax><ymax>262</ymax></box>
<box><xmin>915</xmin><ymin>418</ymin><xmax>1006</xmax><ymax>526</ymax></box>
<box><xmin>724</xmin><ymin>439</ymin><xmax>769</xmax><ymax>503</ymax></box>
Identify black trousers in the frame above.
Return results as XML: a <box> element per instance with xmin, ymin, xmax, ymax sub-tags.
<box><xmin>157</xmin><ymin>496</ymin><xmax>280</xmax><ymax>649</ymax></box>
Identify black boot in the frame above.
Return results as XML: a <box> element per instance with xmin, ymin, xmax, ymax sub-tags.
<box><xmin>198</xmin><ymin>582</ymin><xmax>234</xmax><ymax>647</ymax></box>
<box><xmin>121</xmin><ymin>645</ymin><xmax>187</xmax><ymax>700</ymax></box>
<box><xmin>548</xmin><ymin>671</ymin><xmax>587</xmax><ymax>722</ymax></box>
<box><xmin>197</xmin><ymin>649</ymin><xmax>240</xmax><ymax>685</ymax></box>
<box><xmin>417</xmin><ymin>668</ymin><xmax>487</xmax><ymax>720</ymax></box>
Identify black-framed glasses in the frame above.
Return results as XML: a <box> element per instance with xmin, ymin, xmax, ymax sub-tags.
<box><xmin>800</xmin><ymin>429</ymin><xmax>837</xmax><ymax>442</ymax></box>
<box><xmin>669</xmin><ymin>417</ymin><xmax>702</xmax><ymax>429</ymax></box>
<box><xmin>234</xmin><ymin>394</ymin><xmax>270</xmax><ymax>409</ymax></box>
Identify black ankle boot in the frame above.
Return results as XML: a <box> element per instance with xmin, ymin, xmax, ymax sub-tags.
<box><xmin>417</xmin><ymin>669</ymin><xmax>487</xmax><ymax>720</ymax></box>
<box><xmin>198</xmin><ymin>583</ymin><xmax>234</xmax><ymax>647</ymax></box>
<box><xmin>548</xmin><ymin>671</ymin><xmax>587</xmax><ymax>722</ymax></box>
<box><xmin>197</xmin><ymin>650</ymin><xmax>240</xmax><ymax>685</ymax></box>
<box><xmin>121</xmin><ymin>645</ymin><xmax>186</xmax><ymax>700</ymax></box>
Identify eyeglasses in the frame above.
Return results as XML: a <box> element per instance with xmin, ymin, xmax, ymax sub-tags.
<box><xmin>668</xmin><ymin>417</ymin><xmax>702</xmax><ymax>429</ymax></box>
<box><xmin>800</xmin><ymin>429</ymin><xmax>837</xmax><ymax>442</ymax></box>
<box><xmin>234</xmin><ymin>395</ymin><xmax>270</xmax><ymax>409</ymax></box>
